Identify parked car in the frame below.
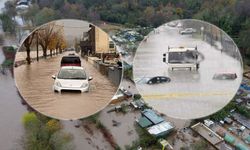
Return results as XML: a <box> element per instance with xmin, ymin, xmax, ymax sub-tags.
<box><xmin>52</xmin><ymin>66</ymin><xmax>92</xmax><ymax>93</ymax></box>
<box><xmin>147</xmin><ymin>76</ymin><xmax>171</xmax><ymax>84</ymax></box>
<box><xmin>60</xmin><ymin>54</ymin><xmax>81</xmax><ymax>67</ymax></box>
<box><xmin>180</xmin><ymin>28</ymin><xmax>197</xmax><ymax>35</ymax></box>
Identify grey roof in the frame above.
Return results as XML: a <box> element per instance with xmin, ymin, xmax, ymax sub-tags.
<box><xmin>232</xmin><ymin>113</ymin><xmax>250</xmax><ymax>129</ymax></box>
<box><xmin>142</xmin><ymin>109</ymin><xmax>164</xmax><ymax>125</ymax></box>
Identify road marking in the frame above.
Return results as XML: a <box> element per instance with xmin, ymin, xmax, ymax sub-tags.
<box><xmin>142</xmin><ymin>91</ymin><xmax>233</xmax><ymax>100</ymax></box>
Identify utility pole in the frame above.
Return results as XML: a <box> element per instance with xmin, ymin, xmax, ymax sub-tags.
<box><xmin>36</xmin><ymin>31</ymin><xmax>39</xmax><ymax>61</ymax></box>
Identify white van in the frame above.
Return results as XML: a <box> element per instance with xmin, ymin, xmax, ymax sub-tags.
<box><xmin>163</xmin><ymin>46</ymin><xmax>199</xmax><ymax>70</ymax></box>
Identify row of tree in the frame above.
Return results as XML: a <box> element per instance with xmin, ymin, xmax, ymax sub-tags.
<box><xmin>23</xmin><ymin>22</ymin><xmax>67</xmax><ymax>64</ymax></box>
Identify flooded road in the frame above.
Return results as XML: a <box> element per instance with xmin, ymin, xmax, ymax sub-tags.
<box><xmin>0</xmin><ymin>71</ymin><xmax>27</xmax><ymax>150</ymax></box>
<box><xmin>133</xmin><ymin>22</ymin><xmax>243</xmax><ymax>119</ymax></box>
<box><xmin>14</xmin><ymin>51</ymin><xmax>117</xmax><ymax>120</ymax></box>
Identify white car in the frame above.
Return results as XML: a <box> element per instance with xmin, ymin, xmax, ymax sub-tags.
<box><xmin>180</xmin><ymin>28</ymin><xmax>197</xmax><ymax>35</ymax></box>
<box><xmin>52</xmin><ymin>66</ymin><xmax>92</xmax><ymax>93</ymax></box>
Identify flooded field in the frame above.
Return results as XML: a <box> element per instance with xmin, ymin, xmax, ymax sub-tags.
<box><xmin>14</xmin><ymin>51</ymin><xmax>117</xmax><ymax>120</ymax></box>
<box><xmin>99</xmin><ymin>106</ymin><xmax>140</xmax><ymax>149</ymax></box>
<box><xmin>62</xmin><ymin>121</ymin><xmax>113</xmax><ymax>150</ymax></box>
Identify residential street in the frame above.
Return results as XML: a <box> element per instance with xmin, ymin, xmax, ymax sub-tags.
<box><xmin>14</xmin><ymin>51</ymin><xmax>117</xmax><ymax>120</ymax></box>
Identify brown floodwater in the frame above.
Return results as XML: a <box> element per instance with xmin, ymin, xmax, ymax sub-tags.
<box><xmin>14</xmin><ymin>52</ymin><xmax>118</xmax><ymax>120</ymax></box>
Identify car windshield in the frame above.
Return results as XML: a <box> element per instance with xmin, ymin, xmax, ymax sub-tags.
<box><xmin>168</xmin><ymin>51</ymin><xmax>197</xmax><ymax>64</ymax></box>
<box><xmin>57</xmin><ymin>68</ymin><xmax>86</xmax><ymax>79</ymax></box>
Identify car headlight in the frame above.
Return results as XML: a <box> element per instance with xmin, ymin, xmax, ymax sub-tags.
<box><xmin>81</xmin><ymin>83</ymin><xmax>88</xmax><ymax>88</ymax></box>
<box><xmin>55</xmin><ymin>81</ymin><xmax>62</xmax><ymax>87</ymax></box>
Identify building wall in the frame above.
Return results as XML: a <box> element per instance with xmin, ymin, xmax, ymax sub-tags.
<box><xmin>108</xmin><ymin>66</ymin><xmax>122</xmax><ymax>86</ymax></box>
<box><xmin>94</xmin><ymin>27</ymin><xmax>110</xmax><ymax>53</ymax></box>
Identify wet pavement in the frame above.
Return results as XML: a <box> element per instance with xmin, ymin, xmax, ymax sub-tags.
<box><xmin>14</xmin><ymin>51</ymin><xmax>117</xmax><ymax>120</ymax></box>
<box><xmin>133</xmin><ymin>21</ymin><xmax>243</xmax><ymax>119</ymax></box>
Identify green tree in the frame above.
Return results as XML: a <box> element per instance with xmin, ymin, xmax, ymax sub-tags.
<box><xmin>4</xmin><ymin>1</ymin><xmax>16</xmax><ymax>19</ymax></box>
<box><xmin>0</xmin><ymin>13</ymin><xmax>16</xmax><ymax>34</ymax></box>
<box><xmin>34</xmin><ymin>7</ymin><xmax>59</xmax><ymax>26</ymax></box>
<box><xmin>23</xmin><ymin>4</ymin><xmax>40</xmax><ymax>26</ymax></box>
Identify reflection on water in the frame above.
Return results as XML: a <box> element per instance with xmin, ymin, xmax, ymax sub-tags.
<box><xmin>14</xmin><ymin>52</ymin><xmax>117</xmax><ymax>120</ymax></box>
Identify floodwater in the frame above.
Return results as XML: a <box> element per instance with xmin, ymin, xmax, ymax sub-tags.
<box><xmin>133</xmin><ymin>20</ymin><xmax>243</xmax><ymax>119</ymax></box>
<box><xmin>14</xmin><ymin>51</ymin><xmax>117</xmax><ymax>120</ymax></box>
<box><xmin>0</xmin><ymin>46</ymin><xmax>4</xmax><ymax>64</ymax></box>
<box><xmin>0</xmin><ymin>71</ymin><xmax>27</xmax><ymax>150</ymax></box>
<box><xmin>99</xmin><ymin>105</ymin><xmax>140</xmax><ymax>149</ymax></box>
<box><xmin>62</xmin><ymin>121</ymin><xmax>113</xmax><ymax>150</ymax></box>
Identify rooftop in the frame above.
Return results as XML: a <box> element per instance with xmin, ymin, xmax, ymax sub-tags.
<box><xmin>147</xmin><ymin>121</ymin><xmax>174</xmax><ymax>137</ymax></box>
<box><xmin>141</xmin><ymin>109</ymin><xmax>164</xmax><ymax>125</ymax></box>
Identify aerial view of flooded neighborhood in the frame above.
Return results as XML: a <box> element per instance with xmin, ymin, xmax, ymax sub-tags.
<box><xmin>0</xmin><ymin>0</ymin><xmax>250</xmax><ymax>150</ymax></box>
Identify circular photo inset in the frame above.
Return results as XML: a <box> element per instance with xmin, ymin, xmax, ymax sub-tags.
<box><xmin>133</xmin><ymin>19</ymin><xmax>243</xmax><ymax>119</ymax></box>
<box><xmin>14</xmin><ymin>19</ymin><xmax>122</xmax><ymax>120</ymax></box>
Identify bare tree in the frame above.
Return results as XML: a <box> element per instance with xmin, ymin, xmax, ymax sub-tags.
<box><xmin>37</xmin><ymin>23</ymin><xmax>55</xmax><ymax>58</ymax></box>
<box><xmin>24</xmin><ymin>32</ymin><xmax>35</xmax><ymax>64</ymax></box>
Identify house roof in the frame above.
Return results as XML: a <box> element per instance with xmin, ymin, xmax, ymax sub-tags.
<box><xmin>147</xmin><ymin>121</ymin><xmax>174</xmax><ymax>136</ymax></box>
<box><xmin>235</xmin><ymin>143</ymin><xmax>248</xmax><ymax>150</ymax></box>
<box><xmin>142</xmin><ymin>109</ymin><xmax>164</xmax><ymax>125</ymax></box>
<box><xmin>138</xmin><ymin>116</ymin><xmax>153</xmax><ymax>128</ymax></box>
<box><xmin>224</xmin><ymin>134</ymin><xmax>235</xmax><ymax>144</ymax></box>
<box><xmin>245</xmin><ymin>135</ymin><xmax>250</xmax><ymax>143</ymax></box>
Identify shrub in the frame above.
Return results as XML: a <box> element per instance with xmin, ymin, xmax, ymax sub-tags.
<box><xmin>22</xmin><ymin>112</ymin><xmax>40</xmax><ymax>129</ymax></box>
<box><xmin>46</xmin><ymin>119</ymin><xmax>61</xmax><ymax>134</ymax></box>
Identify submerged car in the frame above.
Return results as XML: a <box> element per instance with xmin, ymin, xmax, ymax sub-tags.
<box><xmin>147</xmin><ymin>76</ymin><xmax>171</xmax><ymax>84</ymax></box>
<box><xmin>180</xmin><ymin>28</ymin><xmax>197</xmax><ymax>35</ymax></box>
<box><xmin>60</xmin><ymin>54</ymin><xmax>81</xmax><ymax>67</ymax></box>
<box><xmin>213</xmin><ymin>73</ymin><xmax>237</xmax><ymax>80</ymax></box>
<box><xmin>52</xmin><ymin>66</ymin><xmax>92</xmax><ymax>93</ymax></box>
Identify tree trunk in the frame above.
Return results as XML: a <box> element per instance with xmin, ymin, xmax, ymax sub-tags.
<box><xmin>43</xmin><ymin>48</ymin><xmax>47</xmax><ymax>58</ymax></box>
<box><xmin>50</xmin><ymin>49</ymin><xmax>52</xmax><ymax>57</ymax></box>
<box><xmin>26</xmin><ymin>47</ymin><xmax>31</xmax><ymax>64</ymax></box>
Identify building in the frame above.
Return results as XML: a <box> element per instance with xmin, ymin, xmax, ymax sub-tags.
<box><xmin>137</xmin><ymin>109</ymin><xmax>174</xmax><ymax>137</ymax></box>
<box><xmin>80</xmin><ymin>24</ymin><xmax>116</xmax><ymax>55</ymax></box>
<box><xmin>147</xmin><ymin>121</ymin><xmax>174</xmax><ymax>138</ymax></box>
